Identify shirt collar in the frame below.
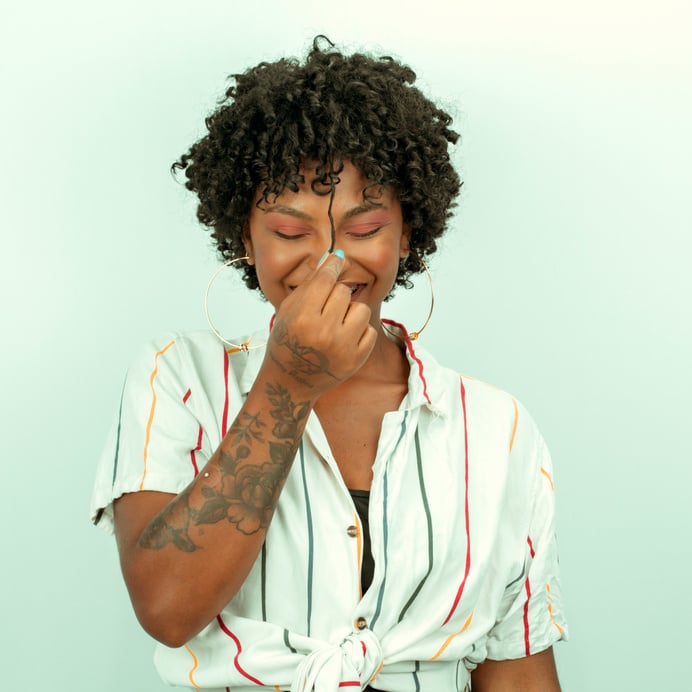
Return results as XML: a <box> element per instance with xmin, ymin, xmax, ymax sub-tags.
<box><xmin>384</xmin><ymin>319</ymin><xmax>447</xmax><ymax>417</ymax></box>
<box><xmin>235</xmin><ymin>319</ymin><xmax>447</xmax><ymax>417</ymax></box>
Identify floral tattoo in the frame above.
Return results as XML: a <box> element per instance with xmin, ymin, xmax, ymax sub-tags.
<box><xmin>138</xmin><ymin>383</ymin><xmax>310</xmax><ymax>550</ymax></box>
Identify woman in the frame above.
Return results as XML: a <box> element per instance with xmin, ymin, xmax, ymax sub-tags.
<box><xmin>92</xmin><ymin>38</ymin><xmax>567</xmax><ymax>691</ymax></box>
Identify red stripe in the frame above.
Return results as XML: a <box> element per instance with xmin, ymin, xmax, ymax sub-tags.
<box><xmin>443</xmin><ymin>377</ymin><xmax>471</xmax><ymax>625</ymax></box>
<box><xmin>222</xmin><ymin>349</ymin><xmax>230</xmax><ymax>437</ymax></box>
<box><xmin>523</xmin><ymin>577</ymin><xmax>532</xmax><ymax>655</ymax></box>
<box><xmin>189</xmin><ymin>424</ymin><xmax>203</xmax><ymax>476</ymax></box>
<box><xmin>361</xmin><ymin>641</ymin><xmax>367</xmax><ymax>657</ymax></box>
<box><xmin>338</xmin><ymin>683</ymin><xmax>361</xmax><ymax>688</ymax></box>
<box><xmin>269</xmin><ymin>313</ymin><xmax>277</xmax><ymax>331</ymax></box>
<box><xmin>182</xmin><ymin>390</ymin><xmax>202</xmax><ymax>476</ymax></box>
<box><xmin>381</xmin><ymin>319</ymin><xmax>430</xmax><ymax>404</ymax></box>
<box><xmin>215</xmin><ymin>614</ymin><xmax>264</xmax><ymax>686</ymax></box>
<box><xmin>523</xmin><ymin>535</ymin><xmax>535</xmax><ymax>654</ymax></box>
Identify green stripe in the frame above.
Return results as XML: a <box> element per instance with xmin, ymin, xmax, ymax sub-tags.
<box><xmin>370</xmin><ymin>411</ymin><xmax>408</xmax><ymax>630</ymax></box>
<box><xmin>111</xmin><ymin>379</ymin><xmax>126</xmax><ymax>487</ymax></box>
<box><xmin>506</xmin><ymin>560</ymin><xmax>527</xmax><ymax>589</ymax></box>
<box><xmin>412</xmin><ymin>660</ymin><xmax>421</xmax><ymax>692</ymax></box>
<box><xmin>261</xmin><ymin>543</ymin><xmax>267</xmax><ymax>621</ymax></box>
<box><xmin>299</xmin><ymin>440</ymin><xmax>314</xmax><ymax>636</ymax></box>
<box><xmin>283</xmin><ymin>628</ymin><xmax>297</xmax><ymax>653</ymax></box>
<box><xmin>398</xmin><ymin>426</ymin><xmax>434</xmax><ymax>622</ymax></box>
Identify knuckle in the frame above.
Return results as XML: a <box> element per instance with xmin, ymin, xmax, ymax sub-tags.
<box><xmin>333</xmin><ymin>283</ymin><xmax>351</xmax><ymax>299</ymax></box>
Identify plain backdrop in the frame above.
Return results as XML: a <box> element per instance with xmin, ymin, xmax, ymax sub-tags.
<box><xmin>2</xmin><ymin>1</ymin><xmax>690</xmax><ymax>690</ymax></box>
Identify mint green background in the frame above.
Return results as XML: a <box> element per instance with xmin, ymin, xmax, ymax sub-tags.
<box><xmin>2</xmin><ymin>1</ymin><xmax>690</xmax><ymax>690</ymax></box>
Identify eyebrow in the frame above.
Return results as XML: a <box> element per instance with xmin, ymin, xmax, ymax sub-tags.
<box><xmin>263</xmin><ymin>201</ymin><xmax>385</xmax><ymax>221</ymax></box>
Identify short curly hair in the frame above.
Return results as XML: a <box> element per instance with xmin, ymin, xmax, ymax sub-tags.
<box><xmin>173</xmin><ymin>37</ymin><xmax>461</xmax><ymax>292</ymax></box>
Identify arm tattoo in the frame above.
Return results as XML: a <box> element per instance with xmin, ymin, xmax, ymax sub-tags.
<box><xmin>138</xmin><ymin>383</ymin><xmax>310</xmax><ymax>551</ymax></box>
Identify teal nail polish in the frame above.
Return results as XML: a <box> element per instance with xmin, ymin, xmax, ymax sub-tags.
<box><xmin>333</xmin><ymin>249</ymin><xmax>345</xmax><ymax>259</ymax></box>
<box><xmin>317</xmin><ymin>251</ymin><xmax>329</xmax><ymax>267</ymax></box>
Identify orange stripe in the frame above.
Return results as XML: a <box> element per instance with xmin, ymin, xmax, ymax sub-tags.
<box><xmin>139</xmin><ymin>340</ymin><xmax>175</xmax><ymax>490</ymax></box>
<box><xmin>226</xmin><ymin>347</ymin><xmax>242</xmax><ymax>355</ymax></box>
<box><xmin>354</xmin><ymin>511</ymin><xmax>363</xmax><ymax>599</ymax></box>
<box><xmin>370</xmin><ymin>658</ymin><xmax>385</xmax><ymax>683</ymax></box>
<box><xmin>540</xmin><ymin>467</ymin><xmax>555</xmax><ymax>491</ymax></box>
<box><xmin>183</xmin><ymin>644</ymin><xmax>201</xmax><ymax>689</ymax></box>
<box><xmin>429</xmin><ymin>610</ymin><xmax>474</xmax><ymax>661</ymax></box>
<box><xmin>546</xmin><ymin>583</ymin><xmax>564</xmax><ymax>636</ymax></box>
<box><xmin>509</xmin><ymin>398</ymin><xmax>519</xmax><ymax>451</ymax></box>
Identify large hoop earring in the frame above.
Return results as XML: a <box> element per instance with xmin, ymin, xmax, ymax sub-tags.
<box><xmin>382</xmin><ymin>253</ymin><xmax>435</xmax><ymax>342</ymax></box>
<box><xmin>204</xmin><ymin>257</ymin><xmax>266</xmax><ymax>352</ymax></box>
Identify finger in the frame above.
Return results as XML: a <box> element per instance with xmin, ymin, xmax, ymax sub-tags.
<box><xmin>357</xmin><ymin>323</ymin><xmax>378</xmax><ymax>355</ymax></box>
<box><xmin>320</xmin><ymin>280</ymin><xmax>352</xmax><ymax>318</ymax></box>
<box><xmin>313</xmin><ymin>249</ymin><xmax>345</xmax><ymax>281</ymax></box>
<box><xmin>294</xmin><ymin>250</ymin><xmax>346</xmax><ymax>310</ymax></box>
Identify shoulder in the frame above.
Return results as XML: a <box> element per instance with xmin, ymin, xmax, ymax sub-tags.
<box><xmin>116</xmin><ymin>329</ymin><xmax>269</xmax><ymax>416</ymax></box>
<box><xmin>417</xmin><ymin>344</ymin><xmax>539</xmax><ymax>441</ymax></box>
<box><xmin>126</xmin><ymin>329</ymin><xmax>266</xmax><ymax>382</ymax></box>
<box><xmin>416</xmin><ymin>346</ymin><xmax>548</xmax><ymax>475</ymax></box>
<box><xmin>461</xmin><ymin>374</ymin><xmax>543</xmax><ymax>447</ymax></box>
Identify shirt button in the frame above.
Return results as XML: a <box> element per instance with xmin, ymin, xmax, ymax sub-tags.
<box><xmin>355</xmin><ymin>617</ymin><xmax>368</xmax><ymax>630</ymax></box>
<box><xmin>346</xmin><ymin>525</ymin><xmax>358</xmax><ymax>537</ymax></box>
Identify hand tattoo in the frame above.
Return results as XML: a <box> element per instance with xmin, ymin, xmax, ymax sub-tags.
<box><xmin>270</xmin><ymin>320</ymin><xmax>338</xmax><ymax>387</ymax></box>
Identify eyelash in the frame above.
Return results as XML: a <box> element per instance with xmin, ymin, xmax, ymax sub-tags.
<box><xmin>273</xmin><ymin>231</ymin><xmax>306</xmax><ymax>240</ymax></box>
<box><xmin>350</xmin><ymin>226</ymin><xmax>382</xmax><ymax>238</ymax></box>
<box><xmin>273</xmin><ymin>226</ymin><xmax>382</xmax><ymax>240</ymax></box>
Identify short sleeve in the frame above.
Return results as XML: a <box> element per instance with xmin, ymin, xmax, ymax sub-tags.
<box><xmin>484</xmin><ymin>431</ymin><xmax>569</xmax><ymax>660</ymax></box>
<box><xmin>90</xmin><ymin>335</ymin><xmax>211</xmax><ymax>533</ymax></box>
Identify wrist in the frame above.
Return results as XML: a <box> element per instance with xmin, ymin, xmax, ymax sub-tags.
<box><xmin>255</xmin><ymin>353</ymin><xmax>324</xmax><ymax>405</ymax></box>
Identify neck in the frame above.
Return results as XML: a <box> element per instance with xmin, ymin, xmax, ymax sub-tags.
<box><xmin>347</xmin><ymin>322</ymin><xmax>409</xmax><ymax>385</ymax></box>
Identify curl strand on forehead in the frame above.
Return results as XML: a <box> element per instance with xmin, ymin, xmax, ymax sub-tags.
<box><xmin>172</xmin><ymin>37</ymin><xmax>462</xmax><ymax>292</ymax></box>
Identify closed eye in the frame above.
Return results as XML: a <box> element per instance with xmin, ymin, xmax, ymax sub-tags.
<box><xmin>272</xmin><ymin>229</ymin><xmax>309</xmax><ymax>239</ymax></box>
<box><xmin>348</xmin><ymin>225</ymin><xmax>383</xmax><ymax>238</ymax></box>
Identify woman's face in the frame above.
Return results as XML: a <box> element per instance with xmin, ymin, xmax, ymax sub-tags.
<box><xmin>244</xmin><ymin>161</ymin><xmax>410</xmax><ymax>324</ymax></box>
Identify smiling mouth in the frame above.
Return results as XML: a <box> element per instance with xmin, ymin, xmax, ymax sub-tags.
<box><xmin>345</xmin><ymin>283</ymin><xmax>366</xmax><ymax>299</ymax></box>
<box><xmin>288</xmin><ymin>282</ymin><xmax>367</xmax><ymax>298</ymax></box>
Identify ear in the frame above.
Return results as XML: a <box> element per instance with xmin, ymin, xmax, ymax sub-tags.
<box><xmin>399</xmin><ymin>224</ymin><xmax>411</xmax><ymax>258</ymax></box>
<box><xmin>242</xmin><ymin>226</ymin><xmax>255</xmax><ymax>265</ymax></box>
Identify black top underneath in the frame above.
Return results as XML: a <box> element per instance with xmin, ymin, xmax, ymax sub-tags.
<box><xmin>349</xmin><ymin>490</ymin><xmax>383</xmax><ymax>692</ymax></box>
<box><xmin>349</xmin><ymin>489</ymin><xmax>374</xmax><ymax>594</ymax></box>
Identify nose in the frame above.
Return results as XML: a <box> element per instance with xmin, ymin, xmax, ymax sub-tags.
<box><xmin>308</xmin><ymin>237</ymin><xmax>351</xmax><ymax>275</ymax></box>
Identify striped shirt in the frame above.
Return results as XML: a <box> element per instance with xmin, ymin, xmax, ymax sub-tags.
<box><xmin>91</xmin><ymin>326</ymin><xmax>567</xmax><ymax>691</ymax></box>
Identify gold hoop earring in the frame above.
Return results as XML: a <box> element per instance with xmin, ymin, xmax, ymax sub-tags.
<box><xmin>382</xmin><ymin>253</ymin><xmax>435</xmax><ymax>342</ymax></box>
<box><xmin>204</xmin><ymin>257</ymin><xmax>266</xmax><ymax>352</ymax></box>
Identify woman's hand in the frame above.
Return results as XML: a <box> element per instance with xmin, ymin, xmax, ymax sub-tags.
<box><xmin>264</xmin><ymin>251</ymin><xmax>378</xmax><ymax>398</ymax></box>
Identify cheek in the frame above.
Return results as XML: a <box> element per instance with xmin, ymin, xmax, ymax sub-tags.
<box><xmin>361</xmin><ymin>238</ymin><xmax>403</xmax><ymax>275</ymax></box>
<box><xmin>254</xmin><ymin>245</ymin><xmax>293</xmax><ymax>275</ymax></box>
<box><xmin>252</xmin><ymin>244</ymin><xmax>307</xmax><ymax>296</ymax></box>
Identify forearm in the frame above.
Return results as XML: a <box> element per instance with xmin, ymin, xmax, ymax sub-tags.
<box><xmin>116</xmin><ymin>360</ymin><xmax>315</xmax><ymax>646</ymax></box>
<box><xmin>471</xmin><ymin>648</ymin><xmax>561</xmax><ymax>692</ymax></box>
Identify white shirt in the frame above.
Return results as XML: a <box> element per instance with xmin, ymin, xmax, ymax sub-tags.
<box><xmin>91</xmin><ymin>325</ymin><xmax>567</xmax><ymax>691</ymax></box>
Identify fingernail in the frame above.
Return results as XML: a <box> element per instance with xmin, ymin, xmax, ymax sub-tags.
<box><xmin>333</xmin><ymin>249</ymin><xmax>345</xmax><ymax>260</ymax></box>
<box><xmin>317</xmin><ymin>251</ymin><xmax>329</xmax><ymax>267</ymax></box>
